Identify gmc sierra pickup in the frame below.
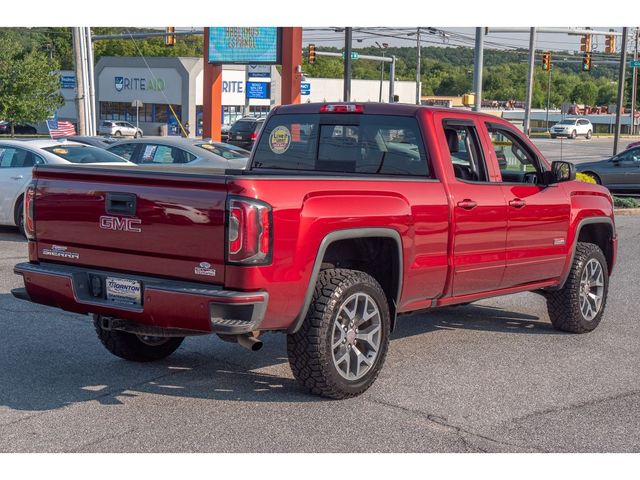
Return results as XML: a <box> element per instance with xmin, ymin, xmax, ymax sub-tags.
<box><xmin>13</xmin><ymin>103</ymin><xmax>617</xmax><ymax>399</ymax></box>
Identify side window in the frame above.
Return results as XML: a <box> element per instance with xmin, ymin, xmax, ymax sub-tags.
<box><xmin>0</xmin><ymin>147</ymin><xmax>38</xmax><ymax>168</ymax></box>
<box><xmin>139</xmin><ymin>145</ymin><xmax>195</xmax><ymax>164</ymax></box>
<box><xmin>443</xmin><ymin>123</ymin><xmax>488</xmax><ymax>182</ymax></box>
<box><xmin>108</xmin><ymin>143</ymin><xmax>136</xmax><ymax>161</ymax></box>
<box><xmin>616</xmin><ymin>148</ymin><xmax>640</xmax><ymax>164</ymax></box>
<box><xmin>487</xmin><ymin>125</ymin><xmax>541</xmax><ymax>183</ymax></box>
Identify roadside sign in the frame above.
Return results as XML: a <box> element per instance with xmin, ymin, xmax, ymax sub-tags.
<box><xmin>131</xmin><ymin>100</ymin><xmax>144</xmax><ymax>108</ymax></box>
<box><xmin>341</xmin><ymin>52</ymin><xmax>359</xmax><ymax>60</ymax></box>
<box><xmin>300</xmin><ymin>82</ymin><xmax>311</xmax><ymax>95</ymax></box>
<box><xmin>60</xmin><ymin>75</ymin><xmax>76</xmax><ymax>89</ymax></box>
<box><xmin>246</xmin><ymin>81</ymin><xmax>270</xmax><ymax>100</ymax></box>
<box><xmin>629</xmin><ymin>60</ymin><xmax>640</xmax><ymax>68</ymax></box>
<box><xmin>247</xmin><ymin>64</ymin><xmax>271</xmax><ymax>78</ymax></box>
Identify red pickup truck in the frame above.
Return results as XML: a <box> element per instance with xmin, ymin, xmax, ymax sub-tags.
<box><xmin>13</xmin><ymin>103</ymin><xmax>617</xmax><ymax>399</ymax></box>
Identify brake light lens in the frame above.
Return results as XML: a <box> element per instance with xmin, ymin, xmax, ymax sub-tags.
<box><xmin>227</xmin><ymin>197</ymin><xmax>272</xmax><ymax>265</ymax></box>
<box><xmin>320</xmin><ymin>104</ymin><xmax>364</xmax><ymax>113</ymax></box>
<box><xmin>250</xmin><ymin>132</ymin><xmax>258</xmax><ymax>141</ymax></box>
<box><xmin>24</xmin><ymin>183</ymin><xmax>36</xmax><ymax>240</ymax></box>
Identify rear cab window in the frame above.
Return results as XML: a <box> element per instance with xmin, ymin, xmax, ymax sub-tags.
<box><xmin>251</xmin><ymin>113</ymin><xmax>430</xmax><ymax>177</ymax></box>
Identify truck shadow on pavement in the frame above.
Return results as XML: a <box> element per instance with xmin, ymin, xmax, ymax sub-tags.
<box><xmin>0</xmin><ymin>294</ymin><xmax>558</xmax><ymax>413</ymax></box>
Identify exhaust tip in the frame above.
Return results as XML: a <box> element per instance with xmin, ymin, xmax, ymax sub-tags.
<box><xmin>237</xmin><ymin>334</ymin><xmax>263</xmax><ymax>352</ymax></box>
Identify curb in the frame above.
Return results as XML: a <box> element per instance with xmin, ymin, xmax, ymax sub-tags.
<box><xmin>614</xmin><ymin>208</ymin><xmax>640</xmax><ymax>216</ymax></box>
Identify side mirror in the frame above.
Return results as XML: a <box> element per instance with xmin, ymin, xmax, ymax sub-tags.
<box><xmin>549</xmin><ymin>160</ymin><xmax>576</xmax><ymax>183</ymax></box>
<box><xmin>611</xmin><ymin>156</ymin><xmax>620</xmax><ymax>165</ymax></box>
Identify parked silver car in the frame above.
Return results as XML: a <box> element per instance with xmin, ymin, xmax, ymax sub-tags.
<box><xmin>106</xmin><ymin>137</ymin><xmax>249</xmax><ymax>169</ymax></box>
<box><xmin>98</xmin><ymin>121</ymin><xmax>143</xmax><ymax>138</ymax></box>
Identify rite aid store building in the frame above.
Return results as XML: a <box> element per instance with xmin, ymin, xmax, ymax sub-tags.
<box><xmin>75</xmin><ymin>56</ymin><xmax>416</xmax><ymax>137</ymax></box>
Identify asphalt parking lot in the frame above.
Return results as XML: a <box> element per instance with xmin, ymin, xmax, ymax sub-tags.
<box><xmin>0</xmin><ymin>212</ymin><xmax>638</xmax><ymax>453</ymax></box>
<box><xmin>532</xmin><ymin>136</ymin><xmax>636</xmax><ymax>164</ymax></box>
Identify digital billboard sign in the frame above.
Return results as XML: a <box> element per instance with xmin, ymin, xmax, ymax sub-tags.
<box><xmin>208</xmin><ymin>27</ymin><xmax>281</xmax><ymax>64</ymax></box>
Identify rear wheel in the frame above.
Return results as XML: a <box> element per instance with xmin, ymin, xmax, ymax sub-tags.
<box><xmin>545</xmin><ymin>242</ymin><xmax>608</xmax><ymax>333</ymax></box>
<box><xmin>586</xmin><ymin>129</ymin><xmax>593</xmax><ymax>139</ymax></box>
<box><xmin>287</xmin><ymin>269</ymin><xmax>391</xmax><ymax>399</ymax></box>
<box><xmin>93</xmin><ymin>315</ymin><xmax>184</xmax><ymax>362</ymax></box>
<box><xmin>582</xmin><ymin>171</ymin><xmax>601</xmax><ymax>184</ymax></box>
<box><xmin>550</xmin><ymin>134</ymin><xmax>557</xmax><ymax>139</ymax></box>
<box><xmin>14</xmin><ymin>198</ymin><xmax>25</xmax><ymax>237</ymax></box>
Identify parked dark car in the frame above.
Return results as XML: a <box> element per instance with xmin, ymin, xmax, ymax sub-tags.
<box><xmin>0</xmin><ymin>122</ymin><xmax>38</xmax><ymax>135</ymax></box>
<box><xmin>577</xmin><ymin>146</ymin><xmax>640</xmax><ymax>193</ymax></box>
<box><xmin>226</xmin><ymin>117</ymin><xmax>265</xmax><ymax>149</ymax></box>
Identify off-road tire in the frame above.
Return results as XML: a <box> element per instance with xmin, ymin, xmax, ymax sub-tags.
<box><xmin>287</xmin><ymin>268</ymin><xmax>391</xmax><ymax>399</ymax></box>
<box><xmin>93</xmin><ymin>315</ymin><xmax>184</xmax><ymax>362</ymax></box>
<box><xmin>545</xmin><ymin>242</ymin><xmax>609</xmax><ymax>333</ymax></box>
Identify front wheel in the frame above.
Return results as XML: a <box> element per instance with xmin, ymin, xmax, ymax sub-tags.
<box><xmin>571</xmin><ymin>130</ymin><xmax>578</xmax><ymax>139</ymax></box>
<box><xmin>545</xmin><ymin>242</ymin><xmax>609</xmax><ymax>333</ymax></box>
<box><xmin>114</xmin><ymin>130</ymin><xmax>123</xmax><ymax>137</ymax></box>
<box><xmin>93</xmin><ymin>315</ymin><xmax>184</xmax><ymax>362</ymax></box>
<box><xmin>287</xmin><ymin>269</ymin><xmax>391</xmax><ymax>399</ymax></box>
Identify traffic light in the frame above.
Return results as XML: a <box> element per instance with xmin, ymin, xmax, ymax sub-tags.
<box><xmin>165</xmin><ymin>27</ymin><xmax>176</xmax><ymax>47</ymax></box>
<box><xmin>542</xmin><ymin>51</ymin><xmax>551</xmax><ymax>71</ymax></box>
<box><xmin>308</xmin><ymin>44</ymin><xmax>316</xmax><ymax>64</ymax></box>
<box><xmin>582</xmin><ymin>52</ymin><xmax>592</xmax><ymax>72</ymax></box>
<box><xmin>605</xmin><ymin>30</ymin><xmax>616</xmax><ymax>53</ymax></box>
<box><xmin>580</xmin><ymin>33</ymin><xmax>592</xmax><ymax>53</ymax></box>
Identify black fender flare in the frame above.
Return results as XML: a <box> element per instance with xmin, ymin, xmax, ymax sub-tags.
<box><xmin>288</xmin><ymin>227</ymin><xmax>404</xmax><ymax>334</ymax></box>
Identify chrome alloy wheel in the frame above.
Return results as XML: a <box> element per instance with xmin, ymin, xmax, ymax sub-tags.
<box><xmin>136</xmin><ymin>335</ymin><xmax>171</xmax><ymax>347</ymax></box>
<box><xmin>579</xmin><ymin>258</ymin><xmax>605</xmax><ymax>321</ymax></box>
<box><xmin>331</xmin><ymin>292</ymin><xmax>382</xmax><ymax>381</ymax></box>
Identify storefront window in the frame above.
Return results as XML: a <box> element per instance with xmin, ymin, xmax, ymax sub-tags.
<box><xmin>99</xmin><ymin>102</ymin><xmax>181</xmax><ymax>124</ymax></box>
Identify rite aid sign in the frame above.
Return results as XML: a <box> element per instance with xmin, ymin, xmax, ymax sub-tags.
<box><xmin>100</xmin><ymin>67</ymin><xmax>181</xmax><ymax>104</ymax></box>
<box><xmin>114</xmin><ymin>76</ymin><xmax>166</xmax><ymax>92</ymax></box>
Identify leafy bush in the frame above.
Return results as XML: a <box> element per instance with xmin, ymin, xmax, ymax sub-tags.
<box><xmin>576</xmin><ymin>172</ymin><xmax>597</xmax><ymax>184</ymax></box>
<box><xmin>614</xmin><ymin>196</ymin><xmax>640</xmax><ymax>208</ymax></box>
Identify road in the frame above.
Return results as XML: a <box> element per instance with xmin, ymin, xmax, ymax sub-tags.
<box><xmin>532</xmin><ymin>137</ymin><xmax>637</xmax><ymax>164</ymax></box>
<box><xmin>0</xmin><ymin>213</ymin><xmax>638</xmax><ymax>453</ymax></box>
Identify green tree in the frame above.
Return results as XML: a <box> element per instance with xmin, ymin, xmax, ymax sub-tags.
<box><xmin>571</xmin><ymin>81</ymin><xmax>598</xmax><ymax>105</ymax></box>
<box><xmin>0</xmin><ymin>32</ymin><xmax>63</xmax><ymax>136</ymax></box>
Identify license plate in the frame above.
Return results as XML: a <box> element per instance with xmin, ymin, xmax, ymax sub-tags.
<box><xmin>236</xmin><ymin>135</ymin><xmax>242</xmax><ymax>140</ymax></box>
<box><xmin>106</xmin><ymin>277</ymin><xmax>142</xmax><ymax>306</ymax></box>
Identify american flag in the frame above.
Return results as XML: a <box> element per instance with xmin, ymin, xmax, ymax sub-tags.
<box><xmin>46</xmin><ymin>119</ymin><xmax>76</xmax><ymax>139</ymax></box>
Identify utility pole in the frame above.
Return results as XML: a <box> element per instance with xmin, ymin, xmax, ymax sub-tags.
<box><xmin>523</xmin><ymin>27</ymin><xmax>537</xmax><ymax>136</ymax></box>
<box><xmin>343</xmin><ymin>27</ymin><xmax>353</xmax><ymax>102</ymax></box>
<box><xmin>473</xmin><ymin>27</ymin><xmax>484</xmax><ymax>112</ymax></box>
<box><xmin>389</xmin><ymin>55</ymin><xmax>396</xmax><ymax>102</ymax></box>
<box><xmin>630</xmin><ymin>28</ymin><xmax>639</xmax><ymax>136</ymax></box>
<box><xmin>614</xmin><ymin>27</ymin><xmax>629</xmax><ymax>155</ymax></box>
<box><xmin>416</xmin><ymin>27</ymin><xmax>421</xmax><ymax>105</ymax></box>
<box><xmin>72</xmin><ymin>27</ymin><xmax>86</xmax><ymax>136</ymax></box>
<box><xmin>85</xmin><ymin>27</ymin><xmax>97</xmax><ymax>136</ymax></box>
<box><xmin>375</xmin><ymin>41</ymin><xmax>387</xmax><ymax>102</ymax></box>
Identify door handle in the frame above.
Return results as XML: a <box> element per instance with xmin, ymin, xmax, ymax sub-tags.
<box><xmin>457</xmin><ymin>199</ymin><xmax>477</xmax><ymax>210</ymax></box>
<box><xmin>509</xmin><ymin>198</ymin><xmax>526</xmax><ymax>208</ymax></box>
<box><xmin>10</xmin><ymin>175</ymin><xmax>24</xmax><ymax>180</ymax></box>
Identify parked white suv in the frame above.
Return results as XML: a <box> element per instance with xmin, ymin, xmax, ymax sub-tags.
<box><xmin>550</xmin><ymin>118</ymin><xmax>593</xmax><ymax>139</ymax></box>
<box><xmin>98</xmin><ymin>121</ymin><xmax>143</xmax><ymax>138</ymax></box>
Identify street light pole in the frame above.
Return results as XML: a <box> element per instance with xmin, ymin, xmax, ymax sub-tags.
<box><xmin>523</xmin><ymin>27</ymin><xmax>537</xmax><ymax>136</ymax></box>
<box><xmin>473</xmin><ymin>27</ymin><xmax>484</xmax><ymax>112</ymax></box>
<box><xmin>416</xmin><ymin>27</ymin><xmax>421</xmax><ymax>105</ymax></box>
<box><xmin>614</xmin><ymin>27</ymin><xmax>629</xmax><ymax>155</ymax></box>
<box><xmin>630</xmin><ymin>28</ymin><xmax>639</xmax><ymax>136</ymax></box>
<box><xmin>545</xmin><ymin>67</ymin><xmax>552</xmax><ymax>132</ymax></box>
<box><xmin>343</xmin><ymin>27</ymin><xmax>353</xmax><ymax>102</ymax></box>
<box><xmin>375</xmin><ymin>41</ymin><xmax>387</xmax><ymax>102</ymax></box>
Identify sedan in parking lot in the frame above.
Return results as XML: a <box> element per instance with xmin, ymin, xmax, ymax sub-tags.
<box><xmin>0</xmin><ymin>122</ymin><xmax>38</xmax><ymax>135</ymax></box>
<box><xmin>550</xmin><ymin>118</ymin><xmax>593</xmax><ymax>139</ymax></box>
<box><xmin>576</xmin><ymin>145</ymin><xmax>640</xmax><ymax>193</ymax></box>
<box><xmin>98</xmin><ymin>121</ymin><xmax>143</xmax><ymax>138</ymax></box>
<box><xmin>0</xmin><ymin>140</ymin><xmax>133</xmax><ymax>235</ymax></box>
<box><xmin>106</xmin><ymin>138</ymin><xmax>249</xmax><ymax>169</ymax></box>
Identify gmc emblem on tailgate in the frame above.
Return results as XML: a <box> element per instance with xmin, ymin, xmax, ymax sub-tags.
<box><xmin>99</xmin><ymin>215</ymin><xmax>142</xmax><ymax>233</ymax></box>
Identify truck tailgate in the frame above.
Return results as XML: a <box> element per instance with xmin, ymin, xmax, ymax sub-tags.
<box><xmin>32</xmin><ymin>165</ymin><xmax>227</xmax><ymax>285</ymax></box>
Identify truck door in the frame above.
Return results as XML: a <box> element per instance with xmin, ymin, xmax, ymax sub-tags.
<box><xmin>439</xmin><ymin>119</ymin><xmax>508</xmax><ymax>297</ymax></box>
<box><xmin>482</xmin><ymin>122</ymin><xmax>571</xmax><ymax>287</ymax></box>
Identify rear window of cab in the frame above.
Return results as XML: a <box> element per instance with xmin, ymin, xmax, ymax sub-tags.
<box><xmin>252</xmin><ymin>113</ymin><xmax>429</xmax><ymax>177</ymax></box>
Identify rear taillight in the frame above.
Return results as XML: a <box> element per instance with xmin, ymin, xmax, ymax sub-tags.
<box><xmin>24</xmin><ymin>183</ymin><xmax>36</xmax><ymax>240</ymax></box>
<box><xmin>250</xmin><ymin>132</ymin><xmax>258</xmax><ymax>141</ymax></box>
<box><xmin>320</xmin><ymin>104</ymin><xmax>364</xmax><ymax>113</ymax></box>
<box><xmin>227</xmin><ymin>197</ymin><xmax>272</xmax><ymax>265</ymax></box>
